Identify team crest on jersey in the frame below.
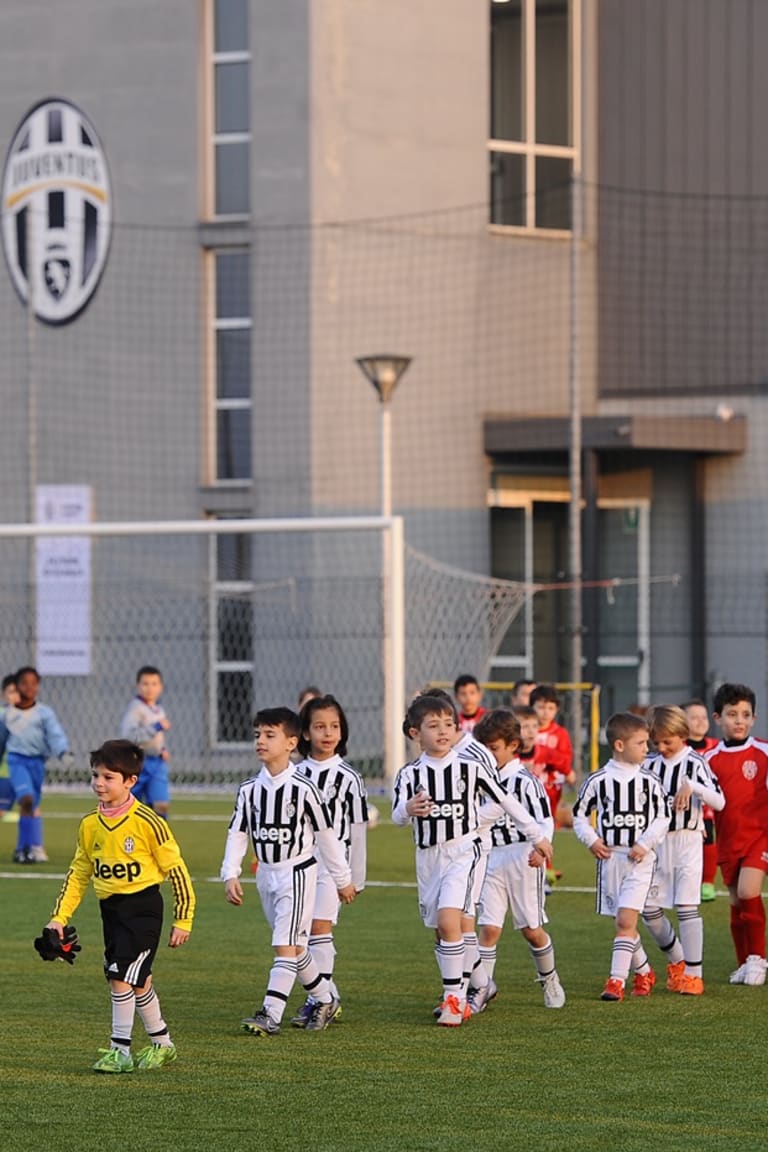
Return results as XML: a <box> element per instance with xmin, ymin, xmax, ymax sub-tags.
<box><xmin>456</xmin><ymin>778</ymin><xmax>466</xmax><ymax>793</ymax></box>
<box><xmin>1</xmin><ymin>98</ymin><xmax>112</xmax><ymax>325</ymax></box>
<box><xmin>285</xmin><ymin>803</ymin><xmax>296</xmax><ymax>818</ymax></box>
<box><xmin>324</xmin><ymin>785</ymin><xmax>337</xmax><ymax>801</ymax></box>
<box><xmin>604</xmin><ymin>893</ymin><xmax>615</xmax><ymax>912</ymax></box>
<box><xmin>123</xmin><ymin>837</ymin><xmax>135</xmax><ymax>854</ymax></box>
<box><xmin>742</xmin><ymin>760</ymin><xmax>758</xmax><ymax>780</ymax></box>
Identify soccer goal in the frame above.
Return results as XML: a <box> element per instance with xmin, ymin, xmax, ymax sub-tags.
<box><xmin>0</xmin><ymin>517</ymin><xmax>536</xmax><ymax>785</ymax></box>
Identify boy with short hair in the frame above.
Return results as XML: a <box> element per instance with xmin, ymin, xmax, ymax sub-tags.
<box><xmin>680</xmin><ymin>698</ymin><xmax>719</xmax><ymax>902</ymax></box>
<box><xmin>392</xmin><ymin>694</ymin><xmax>552</xmax><ymax>1026</ymax></box>
<box><xmin>706</xmin><ymin>683</ymin><xmax>768</xmax><ymax>984</ymax></box>
<box><xmin>453</xmin><ymin>673</ymin><xmax>487</xmax><ymax>734</ymax></box>
<box><xmin>530</xmin><ymin>684</ymin><xmax>576</xmax><ymax>821</ymax></box>
<box><xmin>221</xmin><ymin>707</ymin><xmax>356</xmax><ymax>1036</ymax></box>
<box><xmin>474</xmin><ymin>709</ymin><xmax>565</xmax><ymax>1009</ymax></box>
<box><xmin>513</xmin><ymin>705</ymin><xmax>541</xmax><ymax>771</ymax></box>
<box><xmin>572</xmin><ymin>712</ymin><xmax>670</xmax><ymax>1001</ymax></box>
<box><xmin>642</xmin><ymin>705</ymin><xmax>724</xmax><ymax>995</ymax></box>
<box><xmin>509</xmin><ymin>680</ymin><xmax>537</xmax><ymax>707</ymax></box>
<box><xmin>46</xmin><ymin>739</ymin><xmax>194</xmax><ymax>1072</ymax></box>
<box><xmin>120</xmin><ymin>665</ymin><xmax>171</xmax><ymax>817</ymax></box>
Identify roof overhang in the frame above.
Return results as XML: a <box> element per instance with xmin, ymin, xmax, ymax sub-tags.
<box><xmin>484</xmin><ymin>414</ymin><xmax>747</xmax><ymax>456</ymax></box>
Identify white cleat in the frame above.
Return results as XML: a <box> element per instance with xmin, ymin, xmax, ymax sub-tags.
<box><xmin>538</xmin><ymin>970</ymin><xmax>566</xmax><ymax>1008</ymax></box>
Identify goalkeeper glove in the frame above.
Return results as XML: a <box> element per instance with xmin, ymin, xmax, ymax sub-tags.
<box><xmin>34</xmin><ymin>925</ymin><xmax>81</xmax><ymax>965</ymax></box>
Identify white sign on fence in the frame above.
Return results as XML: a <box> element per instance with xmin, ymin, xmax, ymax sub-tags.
<box><xmin>35</xmin><ymin>485</ymin><xmax>92</xmax><ymax>675</ymax></box>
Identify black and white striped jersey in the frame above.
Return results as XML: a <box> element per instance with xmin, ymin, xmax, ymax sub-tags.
<box><xmin>295</xmin><ymin>754</ymin><xmax>368</xmax><ymax>843</ymax></box>
<box><xmin>220</xmin><ymin>764</ymin><xmax>351</xmax><ymax>887</ymax></box>
<box><xmin>392</xmin><ymin>749</ymin><xmax>542</xmax><ymax>848</ymax></box>
<box><xmin>296</xmin><ymin>754</ymin><xmax>369</xmax><ymax>889</ymax></box>
<box><xmin>488</xmin><ymin>760</ymin><xmax>554</xmax><ymax>848</ymax></box>
<box><xmin>573</xmin><ymin>760</ymin><xmax>670</xmax><ymax>850</ymax></box>
<box><xmin>644</xmin><ymin>749</ymin><xmax>724</xmax><ymax>833</ymax></box>
<box><xmin>454</xmin><ymin>732</ymin><xmax>497</xmax><ymax>772</ymax></box>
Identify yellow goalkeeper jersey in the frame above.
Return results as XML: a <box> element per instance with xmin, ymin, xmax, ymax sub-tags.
<box><xmin>51</xmin><ymin>801</ymin><xmax>195</xmax><ymax>931</ymax></box>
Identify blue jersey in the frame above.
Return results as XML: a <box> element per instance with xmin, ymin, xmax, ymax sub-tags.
<box><xmin>0</xmin><ymin>702</ymin><xmax>69</xmax><ymax>760</ymax></box>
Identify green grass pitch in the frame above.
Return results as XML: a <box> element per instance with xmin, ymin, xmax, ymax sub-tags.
<box><xmin>1</xmin><ymin>793</ymin><xmax>765</xmax><ymax>1152</ymax></box>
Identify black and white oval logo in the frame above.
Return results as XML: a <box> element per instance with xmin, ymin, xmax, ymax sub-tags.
<box><xmin>1</xmin><ymin>97</ymin><xmax>112</xmax><ymax>325</ymax></box>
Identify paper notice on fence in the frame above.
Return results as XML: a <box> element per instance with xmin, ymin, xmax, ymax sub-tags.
<box><xmin>35</xmin><ymin>485</ymin><xmax>92</xmax><ymax>676</ymax></box>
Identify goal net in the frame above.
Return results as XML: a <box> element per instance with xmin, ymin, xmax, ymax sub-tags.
<box><xmin>0</xmin><ymin>519</ymin><xmax>535</xmax><ymax>786</ymax></box>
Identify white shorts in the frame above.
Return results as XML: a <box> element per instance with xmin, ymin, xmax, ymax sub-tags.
<box><xmin>477</xmin><ymin>843</ymin><xmax>548</xmax><ymax>931</ymax></box>
<box><xmin>256</xmin><ymin>856</ymin><xmax>317</xmax><ymax>947</ymax></box>
<box><xmin>596</xmin><ymin>848</ymin><xmax>656</xmax><ymax>917</ymax></box>
<box><xmin>312</xmin><ymin>859</ymin><xmax>340</xmax><ymax>925</ymax></box>
<box><xmin>416</xmin><ymin>836</ymin><xmax>483</xmax><ymax>929</ymax></box>
<box><xmin>470</xmin><ymin>841</ymin><xmax>491</xmax><ymax>908</ymax></box>
<box><xmin>645</xmin><ymin>830</ymin><xmax>703</xmax><ymax>909</ymax></box>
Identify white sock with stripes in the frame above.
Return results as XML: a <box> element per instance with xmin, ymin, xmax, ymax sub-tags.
<box><xmin>631</xmin><ymin>935</ymin><xmax>652</xmax><ymax>975</ymax></box>
<box><xmin>479</xmin><ymin>945</ymin><xmax>497</xmax><ymax>980</ymax></box>
<box><xmin>135</xmin><ymin>984</ymin><xmax>172</xmax><ymax>1046</ymax></box>
<box><xmin>110</xmin><ymin>987</ymin><xmax>135</xmax><ymax>1053</ymax></box>
<box><xmin>676</xmin><ymin>906</ymin><xmax>704</xmax><ymax>976</ymax></box>
<box><xmin>436</xmin><ymin>939</ymin><xmax>465</xmax><ymax>1002</ymax></box>
<box><xmin>464</xmin><ymin>932</ymin><xmax>489</xmax><ymax>991</ymax></box>
<box><xmin>642</xmin><ymin>906</ymin><xmax>684</xmax><ymax>964</ymax></box>
<box><xmin>309</xmin><ymin>933</ymin><xmax>337</xmax><ymax>996</ymax></box>
<box><xmin>609</xmin><ymin>935</ymin><xmax>636</xmax><ymax>983</ymax></box>
<box><xmin>529</xmin><ymin>935</ymin><xmax>556</xmax><ymax>978</ymax></box>
<box><xmin>263</xmin><ymin>957</ymin><xmax>298</xmax><ymax>1022</ymax></box>
<box><xmin>296</xmin><ymin>948</ymin><xmax>333</xmax><ymax>1004</ymax></box>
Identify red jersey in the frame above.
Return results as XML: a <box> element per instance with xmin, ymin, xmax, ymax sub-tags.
<box><xmin>705</xmin><ymin>737</ymin><xmax>768</xmax><ymax>857</ymax></box>
<box><xmin>457</xmin><ymin>707</ymin><xmax>487</xmax><ymax>734</ymax></box>
<box><xmin>533</xmin><ymin>721</ymin><xmax>573</xmax><ymax>779</ymax></box>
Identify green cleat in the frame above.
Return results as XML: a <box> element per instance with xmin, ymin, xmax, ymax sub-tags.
<box><xmin>93</xmin><ymin>1047</ymin><xmax>134</xmax><ymax>1073</ymax></box>
<box><xmin>700</xmin><ymin>883</ymin><xmax>716</xmax><ymax>902</ymax></box>
<box><xmin>135</xmin><ymin>1042</ymin><xmax>177</xmax><ymax>1070</ymax></box>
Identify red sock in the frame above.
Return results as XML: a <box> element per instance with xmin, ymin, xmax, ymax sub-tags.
<box><xmin>730</xmin><ymin>903</ymin><xmax>750</xmax><ymax>964</ymax></box>
<box><xmin>739</xmin><ymin>896</ymin><xmax>766</xmax><ymax>958</ymax></box>
<box><xmin>702</xmin><ymin>843</ymin><xmax>718</xmax><ymax>885</ymax></box>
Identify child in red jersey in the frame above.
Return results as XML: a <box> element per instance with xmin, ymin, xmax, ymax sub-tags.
<box><xmin>530</xmin><ymin>685</ymin><xmax>575</xmax><ymax>826</ymax></box>
<box><xmin>453</xmin><ymin>674</ymin><xmax>487</xmax><ymax>734</ymax></box>
<box><xmin>707</xmin><ymin>683</ymin><xmax>768</xmax><ymax>985</ymax></box>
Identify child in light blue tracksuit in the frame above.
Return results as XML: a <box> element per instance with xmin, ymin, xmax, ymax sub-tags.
<box><xmin>0</xmin><ymin>666</ymin><xmax>70</xmax><ymax>863</ymax></box>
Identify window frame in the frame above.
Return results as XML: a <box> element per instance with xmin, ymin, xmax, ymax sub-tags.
<box><xmin>208</xmin><ymin>520</ymin><xmax>256</xmax><ymax>750</ymax></box>
<box><xmin>203</xmin><ymin>0</ymin><xmax>252</xmax><ymax>220</ymax></box>
<box><xmin>203</xmin><ymin>247</ymin><xmax>253</xmax><ymax>487</ymax></box>
<box><xmin>488</xmin><ymin>0</ymin><xmax>581</xmax><ymax>235</ymax></box>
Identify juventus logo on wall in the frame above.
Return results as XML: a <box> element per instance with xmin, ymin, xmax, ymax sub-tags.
<box><xmin>1</xmin><ymin>97</ymin><xmax>112</xmax><ymax>325</ymax></box>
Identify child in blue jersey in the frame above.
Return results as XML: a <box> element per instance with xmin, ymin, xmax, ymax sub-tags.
<box><xmin>0</xmin><ymin>666</ymin><xmax>71</xmax><ymax>863</ymax></box>
<box><xmin>120</xmin><ymin>666</ymin><xmax>171</xmax><ymax>817</ymax></box>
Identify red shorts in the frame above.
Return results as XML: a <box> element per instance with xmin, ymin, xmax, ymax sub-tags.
<box><xmin>717</xmin><ymin>834</ymin><xmax>768</xmax><ymax>888</ymax></box>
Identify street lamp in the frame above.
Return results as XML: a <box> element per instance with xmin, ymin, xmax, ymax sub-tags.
<box><xmin>355</xmin><ymin>354</ymin><xmax>412</xmax><ymax>782</ymax></box>
<box><xmin>355</xmin><ymin>356</ymin><xmax>412</xmax><ymax>517</ymax></box>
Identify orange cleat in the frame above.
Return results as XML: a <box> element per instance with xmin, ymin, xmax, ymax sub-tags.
<box><xmin>631</xmin><ymin>969</ymin><xmax>657</xmax><ymax>997</ymax></box>
<box><xmin>679</xmin><ymin>974</ymin><xmax>704</xmax><ymax>996</ymax></box>
<box><xmin>666</xmin><ymin>960</ymin><xmax>685</xmax><ymax>992</ymax></box>
<box><xmin>600</xmin><ymin>977</ymin><xmax>625</xmax><ymax>1001</ymax></box>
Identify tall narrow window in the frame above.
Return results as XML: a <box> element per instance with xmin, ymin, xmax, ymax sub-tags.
<box><xmin>211</xmin><ymin>248</ymin><xmax>252</xmax><ymax>482</ymax></box>
<box><xmin>489</xmin><ymin>0</ymin><xmax>579</xmax><ymax>232</ymax></box>
<box><xmin>211</xmin><ymin>0</ymin><xmax>250</xmax><ymax>217</ymax></box>
<box><xmin>210</xmin><ymin>522</ymin><xmax>254</xmax><ymax>746</ymax></box>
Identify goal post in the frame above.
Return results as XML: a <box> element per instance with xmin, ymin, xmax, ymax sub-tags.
<box><xmin>0</xmin><ymin>516</ymin><xmax>541</xmax><ymax>786</ymax></box>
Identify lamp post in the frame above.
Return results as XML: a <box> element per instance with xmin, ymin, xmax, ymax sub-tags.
<box><xmin>356</xmin><ymin>355</ymin><xmax>412</xmax><ymax>780</ymax></box>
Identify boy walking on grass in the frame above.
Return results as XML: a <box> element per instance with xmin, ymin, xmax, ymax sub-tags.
<box><xmin>572</xmin><ymin>712</ymin><xmax>669</xmax><ymax>1001</ymax></box>
<box><xmin>221</xmin><ymin>707</ymin><xmax>356</xmax><ymax>1036</ymax></box>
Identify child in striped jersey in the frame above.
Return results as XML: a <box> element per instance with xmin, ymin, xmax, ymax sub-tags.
<box><xmin>221</xmin><ymin>707</ymin><xmax>357</xmax><ymax>1037</ymax></box>
<box><xmin>641</xmin><ymin>706</ymin><xmax>724</xmax><ymax>995</ymax></box>
<box><xmin>291</xmin><ymin>694</ymin><xmax>368</xmax><ymax>1025</ymax></box>
<box><xmin>392</xmin><ymin>694</ymin><xmax>553</xmax><ymax>1026</ymax></box>
<box><xmin>680</xmin><ymin>698</ymin><xmax>720</xmax><ymax>902</ymax></box>
<box><xmin>474</xmin><ymin>709</ymin><xmax>565</xmax><ymax>1009</ymax></box>
<box><xmin>572</xmin><ymin>712</ymin><xmax>670</xmax><ymax>1002</ymax></box>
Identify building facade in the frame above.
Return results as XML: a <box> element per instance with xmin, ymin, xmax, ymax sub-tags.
<box><xmin>0</xmin><ymin>0</ymin><xmax>764</xmax><ymax>775</ymax></box>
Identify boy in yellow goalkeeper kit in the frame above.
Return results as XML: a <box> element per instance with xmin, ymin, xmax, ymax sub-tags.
<box><xmin>45</xmin><ymin>739</ymin><xmax>195</xmax><ymax>1073</ymax></box>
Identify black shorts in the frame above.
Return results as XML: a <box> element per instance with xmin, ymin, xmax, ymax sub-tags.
<box><xmin>100</xmin><ymin>884</ymin><xmax>163</xmax><ymax>987</ymax></box>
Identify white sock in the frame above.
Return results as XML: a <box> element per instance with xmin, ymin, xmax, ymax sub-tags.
<box><xmin>135</xmin><ymin>984</ymin><xmax>172</xmax><ymax>1046</ymax></box>
<box><xmin>436</xmin><ymin>939</ymin><xmax>465</xmax><ymax>1001</ymax></box>
<box><xmin>529</xmin><ymin>935</ymin><xmax>556</xmax><ymax>978</ymax></box>
<box><xmin>263</xmin><ymin>957</ymin><xmax>298</xmax><ymax>1022</ymax></box>
<box><xmin>677</xmin><ymin>906</ymin><xmax>704</xmax><ymax>976</ymax></box>
<box><xmin>479</xmin><ymin>944</ymin><xmax>497</xmax><ymax>980</ymax></box>
<box><xmin>609</xmin><ymin>936</ymin><xmax>635</xmax><ymax>983</ymax></box>
<box><xmin>110</xmin><ymin>987</ymin><xmax>135</xmax><ymax>1052</ymax></box>
<box><xmin>296</xmin><ymin>948</ymin><xmax>333</xmax><ymax>1005</ymax></box>
<box><xmin>642</xmin><ymin>906</ymin><xmax>684</xmax><ymax>964</ymax></box>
